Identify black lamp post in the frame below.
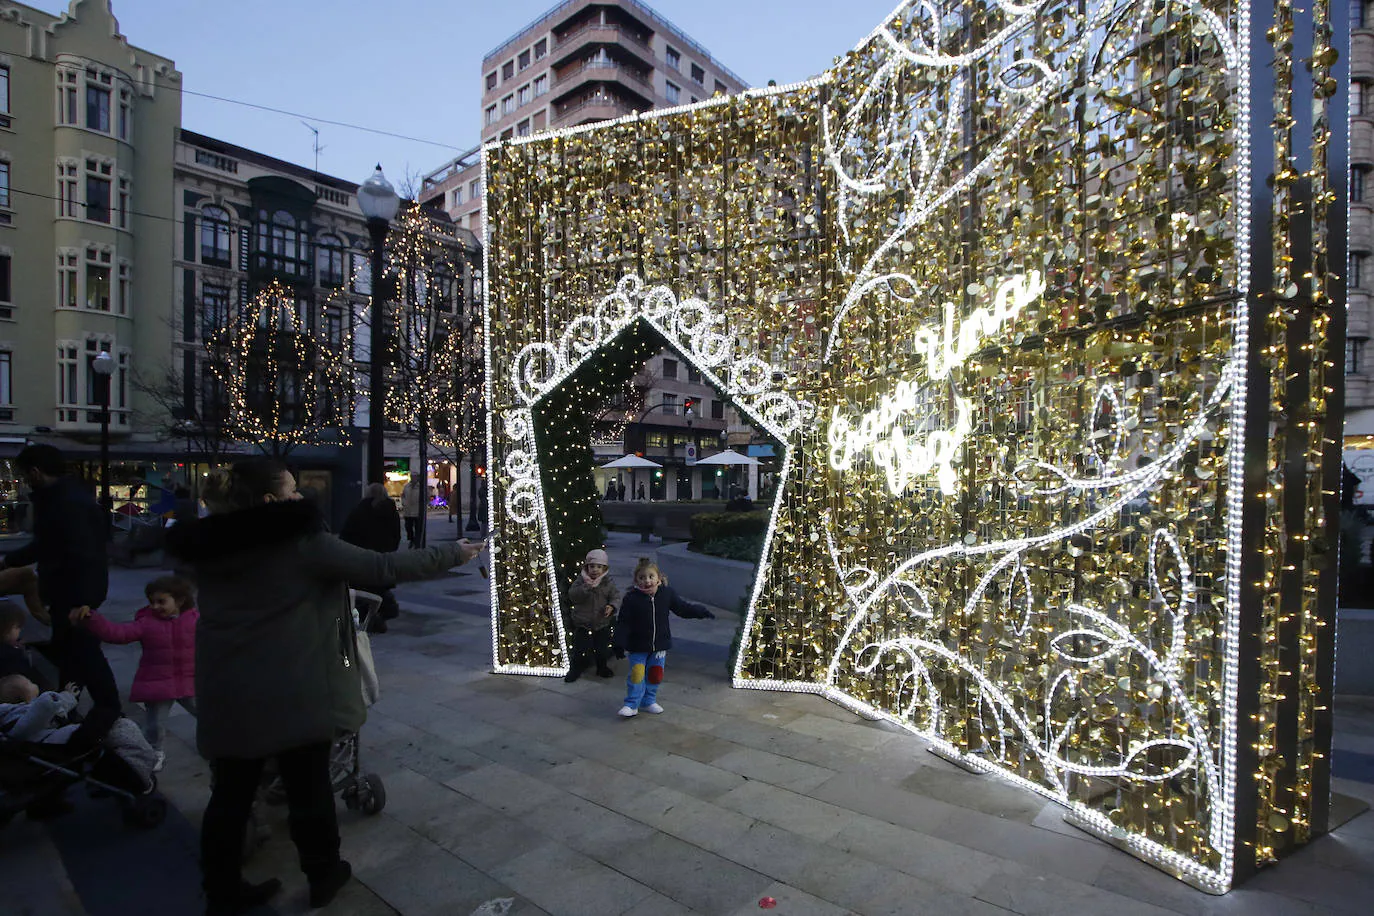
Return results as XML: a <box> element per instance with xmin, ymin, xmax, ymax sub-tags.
<box><xmin>358</xmin><ymin>165</ymin><xmax>399</xmax><ymax>484</ymax></box>
<box><xmin>91</xmin><ymin>350</ymin><xmax>114</xmax><ymax>515</ymax></box>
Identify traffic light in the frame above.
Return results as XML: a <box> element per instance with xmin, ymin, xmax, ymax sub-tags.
<box><xmin>684</xmin><ymin>397</ymin><xmax>695</xmax><ymax>413</ymax></box>
<box><xmin>476</xmin><ymin>465</ymin><xmax>486</xmax><ymax>478</ymax></box>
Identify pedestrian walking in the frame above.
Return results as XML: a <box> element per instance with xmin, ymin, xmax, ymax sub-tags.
<box><xmin>165</xmin><ymin>458</ymin><xmax>485</xmax><ymax>915</ymax></box>
<box><xmin>636</xmin><ymin>481</ymin><xmax>646</xmax><ymax>501</ymax></box>
<box><xmin>339</xmin><ymin>483</ymin><xmax>404</xmax><ymax>632</ymax></box>
<box><xmin>563</xmin><ymin>548</ymin><xmax>619</xmax><ymax>682</ymax></box>
<box><xmin>401</xmin><ymin>473</ymin><xmax>424</xmax><ymax>547</ymax></box>
<box><xmin>613</xmin><ymin>558</ymin><xmax>714</xmax><ymax>718</ymax></box>
<box><xmin>617</xmin><ymin>478</ymin><xmax>626</xmax><ymax>501</ymax></box>
<box><xmin>0</xmin><ymin>445</ymin><xmax>120</xmax><ymax>713</ymax></box>
<box><xmin>71</xmin><ymin>574</ymin><xmax>199</xmax><ymax>772</ymax></box>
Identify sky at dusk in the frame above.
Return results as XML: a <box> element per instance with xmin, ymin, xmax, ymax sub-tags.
<box><xmin>32</xmin><ymin>0</ymin><xmax>903</xmax><ymax>188</ymax></box>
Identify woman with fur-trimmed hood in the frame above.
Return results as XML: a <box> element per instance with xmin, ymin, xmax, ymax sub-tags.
<box><xmin>165</xmin><ymin>458</ymin><xmax>484</xmax><ymax>915</ymax></box>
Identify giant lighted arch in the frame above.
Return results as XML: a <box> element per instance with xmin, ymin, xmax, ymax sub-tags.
<box><xmin>482</xmin><ymin>0</ymin><xmax>1345</xmax><ymax>892</ymax></box>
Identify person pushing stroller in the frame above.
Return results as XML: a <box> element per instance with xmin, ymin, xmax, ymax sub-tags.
<box><xmin>563</xmin><ymin>548</ymin><xmax>618</xmax><ymax>682</ymax></box>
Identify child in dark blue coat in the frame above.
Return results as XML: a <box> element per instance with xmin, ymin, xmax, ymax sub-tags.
<box><xmin>613</xmin><ymin>558</ymin><xmax>714</xmax><ymax>717</ymax></box>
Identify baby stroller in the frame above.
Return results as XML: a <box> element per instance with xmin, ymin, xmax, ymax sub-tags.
<box><xmin>259</xmin><ymin>590</ymin><xmax>385</xmax><ymax>817</ymax></box>
<box><xmin>0</xmin><ymin>707</ymin><xmax>167</xmax><ymax>830</ymax></box>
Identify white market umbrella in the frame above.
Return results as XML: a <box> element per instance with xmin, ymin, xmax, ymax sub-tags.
<box><xmin>600</xmin><ymin>454</ymin><xmax>661</xmax><ymax>501</ymax></box>
<box><xmin>694</xmin><ymin>449</ymin><xmax>761</xmax><ymax>466</ymax></box>
<box><xmin>600</xmin><ymin>455</ymin><xmax>663</xmax><ymax>469</ymax></box>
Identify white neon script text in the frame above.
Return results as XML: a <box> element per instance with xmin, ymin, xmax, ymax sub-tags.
<box><xmin>828</xmin><ymin>272</ymin><xmax>1045</xmax><ymax>496</ymax></box>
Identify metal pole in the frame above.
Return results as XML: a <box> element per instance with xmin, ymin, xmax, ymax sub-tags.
<box><xmin>366</xmin><ymin>217</ymin><xmax>389</xmax><ymax>484</ymax></box>
<box><xmin>99</xmin><ymin>373</ymin><xmax>111</xmax><ymax>516</ymax></box>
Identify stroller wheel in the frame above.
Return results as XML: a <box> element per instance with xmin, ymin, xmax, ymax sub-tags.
<box><xmin>360</xmin><ymin>774</ymin><xmax>386</xmax><ymax>816</ymax></box>
<box><xmin>124</xmin><ymin>796</ymin><xmax>166</xmax><ymax>830</ymax></box>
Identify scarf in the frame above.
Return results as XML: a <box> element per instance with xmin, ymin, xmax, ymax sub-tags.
<box><xmin>581</xmin><ymin>569</ymin><xmax>606</xmax><ymax>589</ymax></box>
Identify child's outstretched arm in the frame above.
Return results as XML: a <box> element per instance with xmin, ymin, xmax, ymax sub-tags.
<box><xmin>72</xmin><ymin>607</ymin><xmax>144</xmax><ymax>645</ymax></box>
<box><xmin>670</xmin><ymin>591</ymin><xmax>715</xmax><ymax>620</ymax></box>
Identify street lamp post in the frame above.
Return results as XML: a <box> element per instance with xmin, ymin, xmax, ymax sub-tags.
<box><xmin>91</xmin><ymin>350</ymin><xmax>114</xmax><ymax>516</ymax></box>
<box><xmin>358</xmin><ymin>164</ymin><xmax>399</xmax><ymax>485</ymax></box>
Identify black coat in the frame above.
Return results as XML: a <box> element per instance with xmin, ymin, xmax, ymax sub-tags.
<box><xmin>166</xmin><ymin>499</ymin><xmax>471</xmax><ymax>759</ymax></box>
<box><xmin>339</xmin><ymin>497</ymin><xmax>402</xmax><ymax>554</ymax></box>
<box><xmin>4</xmin><ymin>476</ymin><xmax>108</xmax><ymax>625</ymax></box>
<box><xmin>614</xmin><ymin>584</ymin><xmax>710</xmax><ymax>654</ymax></box>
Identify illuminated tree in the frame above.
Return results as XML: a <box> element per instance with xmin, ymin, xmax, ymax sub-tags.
<box><xmin>206</xmin><ymin>280</ymin><xmax>355</xmax><ymax>458</ymax></box>
<box><xmin>350</xmin><ymin>204</ymin><xmax>484</xmax><ymax>543</ymax></box>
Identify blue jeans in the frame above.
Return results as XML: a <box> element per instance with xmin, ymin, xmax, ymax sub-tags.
<box><xmin>624</xmin><ymin>651</ymin><xmax>666</xmax><ymax>709</ymax></box>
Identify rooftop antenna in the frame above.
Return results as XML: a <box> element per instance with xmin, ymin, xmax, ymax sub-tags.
<box><xmin>300</xmin><ymin>121</ymin><xmax>325</xmax><ymax>174</ymax></box>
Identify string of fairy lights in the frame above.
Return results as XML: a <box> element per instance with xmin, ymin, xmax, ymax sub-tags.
<box><xmin>481</xmin><ymin>0</ymin><xmax>1340</xmax><ymax>893</ymax></box>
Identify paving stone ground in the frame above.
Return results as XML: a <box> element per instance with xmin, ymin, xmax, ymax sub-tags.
<box><xmin>4</xmin><ymin>519</ymin><xmax>1374</xmax><ymax>915</ymax></box>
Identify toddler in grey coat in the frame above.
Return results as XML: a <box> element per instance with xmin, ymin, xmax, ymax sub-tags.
<box><xmin>564</xmin><ymin>548</ymin><xmax>619</xmax><ymax>682</ymax></box>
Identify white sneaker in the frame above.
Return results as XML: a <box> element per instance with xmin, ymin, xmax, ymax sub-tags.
<box><xmin>643</xmin><ymin>703</ymin><xmax>664</xmax><ymax>715</ymax></box>
<box><xmin>153</xmin><ymin>751</ymin><xmax>166</xmax><ymax>772</ymax></box>
<box><xmin>617</xmin><ymin>705</ymin><xmax>638</xmax><ymax>718</ymax></box>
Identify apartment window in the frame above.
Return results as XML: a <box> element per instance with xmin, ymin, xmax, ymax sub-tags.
<box><xmin>662</xmin><ymin>392</ymin><xmax>679</xmax><ymax>414</ymax></box>
<box><xmin>0</xmin><ymin>66</ymin><xmax>8</xmax><ymax>114</ymax></box>
<box><xmin>86</xmin><ymin>83</ymin><xmax>110</xmax><ymax>132</ymax></box>
<box><xmin>0</xmin><ymin>162</ymin><xmax>8</xmax><ymax>209</ymax></box>
<box><xmin>665</xmin><ymin>81</ymin><xmax>680</xmax><ymax>104</ymax></box>
<box><xmin>86</xmin><ymin>248</ymin><xmax>112</xmax><ymax>311</ymax></box>
<box><xmin>534</xmin><ymin>38</ymin><xmax>547</xmax><ymax>60</ymax></box>
<box><xmin>485</xmin><ymin>72</ymin><xmax>498</xmax><ymax>91</ymax></box>
<box><xmin>58</xmin><ymin>252</ymin><xmax>78</xmax><ymax>308</ymax></box>
<box><xmin>57</xmin><ymin>162</ymin><xmax>78</xmax><ymax>217</ymax></box>
<box><xmin>452</xmin><ymin>187</ymin><xmax>464</xmax><ymax>207</ymax></box>
<box><xmin>85</xmin><ymin>159</ymin><xmax>113</xmax><ymax>223</ymax></box>
<box><xmin>711</xmin><ymin>399</ymin><xmax>724</xmax><ymax>420</ymax></box>
<box><xmin>117</xmin><ymin>176</ymin><xmax>130</xmax><ymax>229</ymax></box>
<box><xmin>1355</xmin><ymin>168</ymin><xmax>1367</xmax><ymax>203</ymax></box>
<box><xmin>534</xmin><ymin>75</ymin><xmax>548</xmax><ymax>97</ymax></box>
<box><xmin>714</xmin><ymin>80</ymin><xmax>727</xmax><ymax>96</ymax></box>
<box><xmin>57</xmin><ymin>70</ymin><xmax>77</xmax><ymax>124</ymax></box>
<box><xmin>518</xmin><ymin>49</ymin><xmax>531</xmax><ymax>70</ymax></box>
<box><xmin>84</xmin><ymin>339</ymin><xmax>104</xmax><ymax>405</ymax></box>
<box><xmin>0</xmin><ymin>253</ymin><xmax>9</xmax><ymax>303</ymax></box>
<box><xmin>517</xmin><ymin>119</ymin><xmax>531</xmax><ymax>137</ymax></box>
<box><xmin>1351</xmin><ymin>252</ymin><xmax>1367</xmax><ymax>289</ymax></box>
<box><xmin>0</xmin><ymin>350</ymin><xmax>10</xmax><ymax>408</ymax></box>
<box><xmin>350</xmin><ymin>251</ymin><xmax>371</xmax><ymax>295</ymax></box>
<box><xmin>116</xmin><ymin>262</ymin><xmax>130</xmax><ymax>315</ymax></box>
<box><xmin>117</xmin><ymin>351</ymin><xmax>128</xmax><ymax>410</ymax></box>
<box><xmin>1356</xmin><ymin>0</ymin><xmax>1368</xmax><ymax>28</ymax></box>
<box><xmin>502</xmin><ymin>94</ymin><xmax>516</xmax><ymax>116</ymax></box>
<box><xmin>666</xmin><ymin>46</ymin><xmax>680</xmax><ymax>71</ymax></box>
<box><xmin>470</xmin><ymin>178</ymin><xmax>481</xmax><ymax>198</ymax></box>
<box><xmin>317</xmin><ymin>234</ymin><xmax>345</xmax><ymax>288</ymax></box>
<box><xmin>502</xmin><ymin>60</ymin><xmax>515</xmax><ymax>81</ymax></box>
<box><xmin>485</xmin><ymin>105</ymin><xmax>498</xmax><ymax>125</ymax></box>
<box><xmin>117</xmin><ymin>89</ymin><xmax>131</xmax><ymax>141</ymax></box>
<box><xmin>1353</xmin><ymin>81</ymin><xmax>1368</xmax><ymax>116</ymax></box>
<box><xmin>518</xmin><ymin>84</ymin><xmax>531</xmax><ymax>106</ymax></box>
<box><xmin>325</xmin><ymin>308</ymin><xmax>344</xmax><ymax>347</ymax></box>
<box><xmin>687</xmin><ymin>366</ymin><xmax>701</xmax><ymax>383</ymax></box>
<box><xmin>200</xmin><ymin>283</ymin><xmax>230</xmax><ymax>339</ymax></box>
<box><xmin>690</xmin><ymin>63</ymin><xmax>705</xmax><ymax>85</ymax></box>
<box><xmin>57</xmin><ymin>344</ymin><xmax>78</xmax><ymax>407</ymax></box>
<box><xmin>662</xmin><ymin>357</ymin><xmax>678</xmax><ymax>379</ymax></box>
<box><xmin>257</xmin><ymin>209</ymin><xmax>306</xmax><ymax>277</ymax></box>
<box><xmin>201</xmin><ymin>206</ymin><xmax>232</xmax><ymax>265</ymax></box>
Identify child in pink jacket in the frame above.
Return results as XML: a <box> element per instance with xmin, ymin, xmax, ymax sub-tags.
<box><xmin>71</xmin><ymin>575</ymin><xmax>198</xmax><ymax>771</ymax></box>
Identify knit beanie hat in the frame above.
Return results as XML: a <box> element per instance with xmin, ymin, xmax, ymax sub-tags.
<box><xmin>584</xmin><ymin>548</ymin><xmax>609</xmax><ymax>567</ymax></box>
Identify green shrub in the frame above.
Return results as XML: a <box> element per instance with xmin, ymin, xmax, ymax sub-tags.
<box><xmin>699</xmin><ymin>534</ymin><xmax>764</xmax><ymax>563</ymax></box>
<box><xmin>690</xmin><ymin>509</ymin><xmax>770</xmax><ymax>548</ymax></box>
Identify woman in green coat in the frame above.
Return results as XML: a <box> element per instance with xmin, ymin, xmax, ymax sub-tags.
<box><xmin>166</xmin><ymin>459</ymin><xmax>484</xmax><ymax>915</ymax></box>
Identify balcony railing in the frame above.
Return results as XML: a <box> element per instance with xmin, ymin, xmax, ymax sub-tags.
<box><xmin>554</xmin><ymin>22</ymin><xmax>650</xmax><ymax>50</ymax></box>
<box><xmin>553</xmin><ymin>60</ymin><xmax>650</xmax><ymax>89</ymax></box>
<box><xmin>194</xmin><ymin>149</ymin><xmax>238</xmax><ymax>174</ymax></box>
